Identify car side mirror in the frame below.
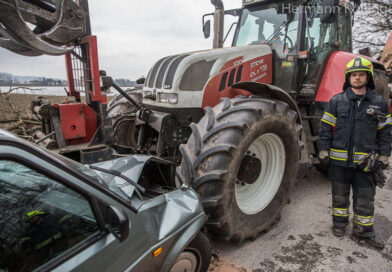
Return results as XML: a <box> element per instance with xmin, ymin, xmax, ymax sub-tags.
<box><xmin>203</xmin><ymin>20</ymin><xmax>211</xmax><ymax>39</ymax></box>
<box><xmin>320</xmin><ymin>0</ymin><xmax>339</xmax><ymax>24</ymax></box>
<box><xmin>105</xmin><ymin>206</ymin><xmax>129</xmax><ymax>242</ymax></box>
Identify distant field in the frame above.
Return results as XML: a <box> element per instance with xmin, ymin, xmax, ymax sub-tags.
<box><xmin>0</xmin><ymin>93</ymin><xmax>113</xmax><ymax>128</ymax></box>
<box><xmin>0</xmin><ymin>94</ymin><xmax>68</xmax><ymax>123</ymax></box>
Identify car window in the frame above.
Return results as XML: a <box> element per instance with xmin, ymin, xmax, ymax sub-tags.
<box><xmin>0</xmin><ymin>160</ymin><xmax>99</xmax><ymax>271</ymax></box>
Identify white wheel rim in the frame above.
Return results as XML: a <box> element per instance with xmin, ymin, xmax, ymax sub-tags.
<box><xmin>170</xmin><ymin>251</ymin><xmax>199</xmax><ymax>272</ymax></box>
<box><xmin>235</xmin><ymin>133</ymin><xmax>286</xmax><ymax>215</ymax></box>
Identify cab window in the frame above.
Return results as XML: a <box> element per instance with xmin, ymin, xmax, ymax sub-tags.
<box><xmin>337</xmin><ymin>6</ymin><xmax>352</xmax><ymax>52</ymax></box>
<box><xmin>0</xmin><ymin>160</ymin><xmax>99</xmax><ymax>271</ymax></box>
<box><xmin>300</xmin><ymin>0</ymin><xmax>338</xmax><ymax>87</ymax></box>
<box><xmin>235</xmin><ymin>7</ymin><xmax>287</xmax><ymax>46</ymax></box>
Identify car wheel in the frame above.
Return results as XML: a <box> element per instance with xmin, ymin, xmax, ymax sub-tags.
<box><xmin>170</xmin><ymin>232</ymin><xmax>211</xmax><ymax>272</ymax></box>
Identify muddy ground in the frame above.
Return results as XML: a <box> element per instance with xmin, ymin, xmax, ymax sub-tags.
<box><xmin>1</xmin><ymin>94</ymin><xmax>391</xmax><ymax>271</ymax></box>
<box><xmin>209</xmin><ymin>166</ymin><xmax>392</xmax><ymax>272</ymax></box>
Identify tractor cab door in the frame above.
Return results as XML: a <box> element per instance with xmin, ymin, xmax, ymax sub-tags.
<box><xmin>233</xmin><ymin>2</ymin><xmax>302</xmax><ymax>92</ymax></box>
<box><xmin>296</xmin><ymin>0</ymin><xmax>352</xmax><ymax>101</ymax></box>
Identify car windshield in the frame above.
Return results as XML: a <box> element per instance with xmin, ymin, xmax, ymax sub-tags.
<box><xmin>234</xmin><ymin>5</ymin><xmax>291</xmax><ymax>46</ymax></box>
<box><xmin>46</xmin><ymin>151</ymin><xmax>140</xmax><ymax>201</ymax></box>
<box><xmin>8</xmin><ymin>136</ymin><xmax>137</xmax><ymax>202</ymax></box>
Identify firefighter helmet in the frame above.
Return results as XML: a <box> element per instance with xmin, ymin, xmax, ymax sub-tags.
<box><xmin>344</xmin><ymin>57</ymin><xmax>375</xmax><ymax>89</ymax></box>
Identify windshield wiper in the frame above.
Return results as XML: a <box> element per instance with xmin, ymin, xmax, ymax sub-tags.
<box><xmin>264</xmin><ymin>20</ymin><xmax>288</xmax><ymax>45</ymax></box>
<box><xmin>89</xmin><ymin>165</ymin><xmax>146</xmax><ymax>201</ymax></box>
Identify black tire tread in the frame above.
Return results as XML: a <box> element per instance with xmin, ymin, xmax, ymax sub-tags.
<box><xmin>107</xmin><ymin>88</ymin><xmax>143</xmax><ymax>148</ymax></box>
<box><xmin>179</xmin><ymin>96</ymin><xmax>303</xmax><ymax>242</ymax></box>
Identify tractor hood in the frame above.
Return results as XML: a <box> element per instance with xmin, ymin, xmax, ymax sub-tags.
<box><xmin>143</xmin><ymin>44</ymin><xmax>273</xmax><ymax>108</ymax></box>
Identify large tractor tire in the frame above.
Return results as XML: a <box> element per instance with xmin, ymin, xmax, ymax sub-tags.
<box><xmin>179</xmin><ymin>96</ymin><xmax>303</xmax><ymax>242</ymax></box>
<box><xmin>107</xmin><ymin>87</ymin><xmax>143</xmax><ymax>149</ymax></box>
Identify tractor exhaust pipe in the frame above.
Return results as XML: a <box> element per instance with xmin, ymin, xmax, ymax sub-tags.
<box><xmin>211</xmin><ymin>0</ymin><xmax>224</xmax><ymax>48</ymax></box>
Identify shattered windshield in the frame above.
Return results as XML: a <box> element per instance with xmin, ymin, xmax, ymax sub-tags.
<box><xmin>234</xmin><ymin>4</ymin><xmax>293</xmax><ymax>47</ymax></box>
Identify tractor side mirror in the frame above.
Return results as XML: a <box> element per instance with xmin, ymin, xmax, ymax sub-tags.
<box><xmin>320</xmin><ymin>0</ymin><xmax>339</xmax><ymax>24</ymax></box>
<box><xmin>100</xmin><ymin>75</ymin><xmax>114</xmax><ymax>89</ymax></box>
<box><xmin>99</xmin><ymin>69</ymin><xmax>114</xmax><ymax>89</ymax></box>
<box><xmin>203</xmin><ymin>19</ymin><xmax>211</xmax><ymax>39</ymax></box>
<box><xmin>136</xmin><ymin>77</ymin><xmax>145</xmax><ymax>84</ymax></box>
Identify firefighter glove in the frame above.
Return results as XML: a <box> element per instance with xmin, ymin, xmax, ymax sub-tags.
<box><xmin>379</xmin><ymin>155</ymin><xmax>389</xmax><ymax>170</ymax></box>
<box><xmin>374</xmin><ymin>168</ymin><xmax>387</xmax><ymax>188</ymax></box>
<box><xmin>319</xmin><ymin>150</ymin><xmax>329</xmax><ymax>167</ymax></box>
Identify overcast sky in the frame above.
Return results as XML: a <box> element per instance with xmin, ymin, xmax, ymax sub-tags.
<box><xmin>0</xmin><ymin>0</ymin><xmax>242</xmax><ymax>80</ymax></box>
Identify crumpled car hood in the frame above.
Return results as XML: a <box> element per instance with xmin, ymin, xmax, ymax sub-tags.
<box><xmin>90</xmin><ymin>155</ymin><xmax>171</xmax><ymax>199</ymax></box>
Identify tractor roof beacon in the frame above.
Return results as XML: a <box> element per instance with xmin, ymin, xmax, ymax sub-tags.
<box><xmin>108</xmin><ymin>0</ymin><xmax>389</xmax><ymax>242</ymax></box>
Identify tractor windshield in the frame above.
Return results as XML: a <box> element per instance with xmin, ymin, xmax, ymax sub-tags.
<box><xmin>234</xmin><ymin>5</ymin><xmax>292</xmax><ymax>47</ymax></box>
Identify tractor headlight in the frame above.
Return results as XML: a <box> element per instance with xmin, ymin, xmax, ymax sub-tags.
<box><xmin>143</xmin><ymin>89</ymin><xmax>156</xmax><ymax>97</ymax></box>
<box><xmin>159</xmin><ymin>93</ymin><xmax>178</xmax><ymax>104</ymax></box>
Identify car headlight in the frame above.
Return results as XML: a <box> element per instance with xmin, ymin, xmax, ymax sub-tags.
<box><xmin>159</xmin><ymin>93</ymin><xmax>178</xmax><ymax>104</ymax></box>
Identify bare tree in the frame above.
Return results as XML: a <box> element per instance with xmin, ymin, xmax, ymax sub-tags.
<box><xmin>353</xmin><ymin>0</ymin><xmax>392</xmax><ymax>55</ymax></box>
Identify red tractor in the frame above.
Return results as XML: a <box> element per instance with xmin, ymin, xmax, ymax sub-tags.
<box><xmin>107</xmin><ymin>0</ymin><xmax>390</xmax><ymax>241</ymax></box>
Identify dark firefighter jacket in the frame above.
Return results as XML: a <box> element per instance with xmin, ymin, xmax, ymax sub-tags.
<box><xmin>319</xmin><ymin>87</ymin><xmax>392</xmax><ymax>168</ymax></box>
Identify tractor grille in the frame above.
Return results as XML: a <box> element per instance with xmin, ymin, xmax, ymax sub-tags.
<box><xmin>145</xmin><ymin>54</ymin><xmax>190</xmax><ymax>89</ymax></box>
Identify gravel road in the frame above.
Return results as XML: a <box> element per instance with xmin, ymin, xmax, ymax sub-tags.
<box><xmin>209</xmin><ymin>165</ymin><xmax>392</xmax><ymax>272</ymax></box>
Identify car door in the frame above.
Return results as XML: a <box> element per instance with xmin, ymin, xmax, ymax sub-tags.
<box><xmin>0</xmin><ymin>139</ymin><xmax>143</xmax><ymax>271</ymax></box>
<box><xmin>0</xmin><ymin>135</ymin><xmax>208</xmax><ymax>272</ymax></box>
<box><xmin>0</xmin><ymin>160</ymin><xmax>104</xmax><ymax>271</ymax></box>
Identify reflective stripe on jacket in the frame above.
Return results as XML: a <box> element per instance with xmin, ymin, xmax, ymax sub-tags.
<box><xmin>319</xmin><ymin>87</ymin><xmax>392</xmax><ymax>167</ymax></box>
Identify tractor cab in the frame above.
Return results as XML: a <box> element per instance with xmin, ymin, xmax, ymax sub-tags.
<box><xmin>208</xmin><ymin>0</ymin><xmax>355</xmax><ymax>100</ymax></box>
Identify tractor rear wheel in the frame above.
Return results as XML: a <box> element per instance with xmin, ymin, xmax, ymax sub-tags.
<box><xmin>107</xmin><ymin>88</ymin><xmax>142</xmax><ymax>149</ymax></box>
<box><xmin>179</xmin><ymin>96</ymin><xmax>302</xmax><ymax>241</ymax></box>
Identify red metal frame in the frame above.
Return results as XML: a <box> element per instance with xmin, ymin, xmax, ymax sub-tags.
<box><xmin>65</xmin><ymin>35</ymin><xmax>107</xmax><ymax>104</ymax></box>
<box><xmin>88</xmin><ymin>36</ymin><xmax>106</xmax><ymax>103</ymax></box>
<box><xmin>62</xmin><ymin>35</ymin><xmax>107</xmax><ymax>145</ymax></box>
<box><xmin>57</xmin><ymin>103</ymin><xmax>97</xmax><ymax>145</ymax></box>
<box><xmin>65</xmin><ymin>53</ymin><xmax>80</xmax><ymax>100</ymax></box>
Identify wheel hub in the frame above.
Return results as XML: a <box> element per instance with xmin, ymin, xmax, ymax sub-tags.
<box><xmin>170</xmin><ymin>251</ymin><xmax>198</xmax><ymax>272</ymax></box>
<box><xmin>237</xmin><ymin>154</ymin><xmax>262</xmax><ymax>185</ymax></box>
<box><xmin>235</xmin><ymin>133</ymin><xmax>286</xmax><ymax>215</ymax></box>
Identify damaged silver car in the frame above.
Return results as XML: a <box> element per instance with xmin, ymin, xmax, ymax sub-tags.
<box><xmin>0</xmin><ymin>129</ymin><xmax>211</xmax><ymax>272</ymax></box>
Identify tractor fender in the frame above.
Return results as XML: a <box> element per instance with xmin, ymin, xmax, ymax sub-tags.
<box><xmin>231</xmin><ymin>81</ymin><xmax>302</xmax><ymax>124</ymax></box>
<box><xmin>230</xmin><ymin>82</ymin><xmax>310</xmax><ymax>164</ymax></box>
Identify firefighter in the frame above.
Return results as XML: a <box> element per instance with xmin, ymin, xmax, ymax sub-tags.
<box><xmin>20</xmin><ymin>210</ymin><xmax>68</xmax><ymax>264</ymax></box>
<box><xmin>318</xmin><ymin>57</ymin><xmax>392</xmax><ymax>249</ymax></box>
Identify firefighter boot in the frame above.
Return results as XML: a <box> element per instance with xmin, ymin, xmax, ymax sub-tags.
<box><xmin>332</xmin><ymin>226</ymin><xmax>345</xmax><ymax>237</ymax></box>
<box><xmin>352</xmin><ymin>224</ymin><xmax>385</xmax><ymax>249</ymax></box>
<box><xmin>363</xmin><ymin>234</ymin><xmax>385</xmax><ymax>249</ymax></box>
<box><xmin>353</xmin><ymin>232</ymin><xmax>385</xmax><ymax>249</ymax></box>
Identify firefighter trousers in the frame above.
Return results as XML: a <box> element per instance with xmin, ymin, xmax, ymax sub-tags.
<box><xmin>328</xmin><ymin>166</ymin><xmax>376</xmax><ymax>236</ymax></box>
